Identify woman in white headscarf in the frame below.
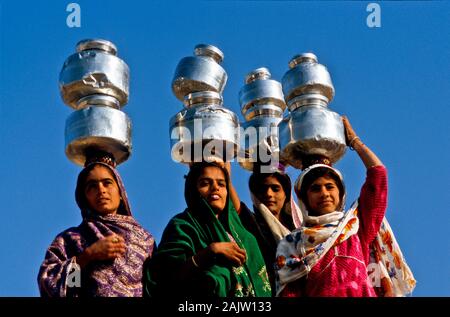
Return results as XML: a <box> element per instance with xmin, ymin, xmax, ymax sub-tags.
<box><xmin>275</xmin><ymin>116</ymin><xmax>416</xmax><ymax>297</ymax></box>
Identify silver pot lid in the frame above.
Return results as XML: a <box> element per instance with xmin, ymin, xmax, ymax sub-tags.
<box><xmin>183</xmin><ymin>91</ymin><xmax>223</xmax><ymax>108</ymax></box>
<box><xmin>287</xmin><ymin>93</ymin><xmax>329</xmax><ymax>112</ymax></box>
<box><xmin>76</xmin><ymin>39</ymin><xmax>118</xmax><ymax>55</ymax></box>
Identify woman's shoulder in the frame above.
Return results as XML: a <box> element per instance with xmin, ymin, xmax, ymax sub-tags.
<box><xmin>45</xmin><ymin>225</ymin><xmax>84</xmax><ymax>250</ymax></box>
<box><xmin>54</xmin><ymin>225</ymin><xmax>83</xmax><ymax>239</ymax></box>
<box><xmin>238</xmin><ymin>202</ymin><xmax>257</xmax><ymax>221</ymax></box>
<box><xmin>159</xmin><ymin>209</ymin><xmax>204</xmax><ymax>244</ymax></box>
<box><xmin>162</xmin><ymin>209</ymin><xmax>199</xmax><ymax>231</ymax></box>
<box><xmin>167</xmin><ymin>209</ymin><xmax>190</xmax><ymax>222</ymax></box>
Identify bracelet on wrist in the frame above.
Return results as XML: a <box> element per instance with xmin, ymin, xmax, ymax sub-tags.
<box><xmin>349</xmin><ymin>136</ymin><xmax>361</xmax><ymax>151</ymax></box>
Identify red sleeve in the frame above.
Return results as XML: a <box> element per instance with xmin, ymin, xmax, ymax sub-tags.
<box><xmin>357</xmin><ymin>165</ymin><xmax>388</xmax><ymax>246</ymax></box>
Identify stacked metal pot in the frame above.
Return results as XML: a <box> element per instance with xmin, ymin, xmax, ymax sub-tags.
<box><xmin>59</xmin><ymin>40</ymin><xmax>345</xmax><ymax>171</ymax></box>
<box><xmin>60</xmin><ymin>39</ymin><xmax>132</xmax><ymax>166</ymax></box>
<box><xmin>169</xmin><ymin>44</ymin><xmax>240</xmax><ymax>163</ymax></box>
<box><xmin>279</xmin><ymin>53</ymin><xmax>346</xmax><ymax>169</ymax></box>
<box><xmin>238</xmin><ymin>67</ymin><xmax>286</xmax><ymax>171</ymax></box>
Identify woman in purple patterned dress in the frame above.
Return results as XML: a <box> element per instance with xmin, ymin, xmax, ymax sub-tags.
<box><xmin>38</xmin><ymin>154</ymin><xmax>155</xmax><ymax>297</ymax></box>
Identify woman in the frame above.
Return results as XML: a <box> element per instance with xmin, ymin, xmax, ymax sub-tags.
<box><xmin>239</xmin><ymin>165</ymin><xmax>302</xmax><ymax>295</ymax></box>
<box><xmin>38</xmin><ymin>154</ymin><xmax>155</xmax><ymax>297</ymax></box>
<box><xmin>275</xmin><ymin>116</ymin><xmax>416</xmax><ymax>297</ymax></box>
<box><xmin>143</xmin><ymin>161</ymin><xmax>271</xmax><ymax>297</ymax></box>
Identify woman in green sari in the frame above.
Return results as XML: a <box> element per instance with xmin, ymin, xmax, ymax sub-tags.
<box><xmin>143</xmin><ymin>162</ymin><xmax>271</xmax><ymax>297</ymax></box>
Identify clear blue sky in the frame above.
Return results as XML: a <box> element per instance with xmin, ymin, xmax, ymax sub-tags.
<box><xmin>0</xmin><ymin>1</ymin><xmax>448</xmax><ymax>296</ymax></box>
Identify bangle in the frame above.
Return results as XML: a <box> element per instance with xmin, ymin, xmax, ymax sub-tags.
<box><xmin>191</xmin><ymin>255</ymin><xmax>200</xmax><ymax>268</ymax></box>
<box><xmin>349</xmin><ymin>136</ymin><xmax>361</xmax><ymax>151</ymax></box>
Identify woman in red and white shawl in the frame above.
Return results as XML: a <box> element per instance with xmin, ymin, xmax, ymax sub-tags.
<box><xmin>38</xmin><ymin>154</ymin><xmax>155</xmax><ymax>297</ymax></box>
<box><xmin>275</xmin><ymin>116</ymin><xmax>416</xmax><ymax>297</ymax></box>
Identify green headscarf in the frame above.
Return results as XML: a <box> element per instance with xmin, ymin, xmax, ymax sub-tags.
<box><xmin>144</xmin><ymin>163</ymin><xmax>271</xmax><ymax>297</ymax></box>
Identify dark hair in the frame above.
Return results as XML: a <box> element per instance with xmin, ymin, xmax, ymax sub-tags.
<box><xmin>184</xmin><ymin>162</ymin><xmax>230</xmax><ymax>211</ymax></box>
<box><xmin>298</xmin><ymin>167</ymin><xmax>345</xmax><ymax>211</ymax></box>
<box><xmin>249</xmin><ymin>171</ymin><xmax>295</xmax><ymax>229</ymax></box>
<box><xmin>249</xmin><ymin>172</ymin><xmax>291</xmax><ymax>204</ymax></box>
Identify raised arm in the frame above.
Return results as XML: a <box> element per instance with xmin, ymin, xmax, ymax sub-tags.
<box><xmin>342</xmin><ymin>116</ymin><xmax>387</xmax><ymax>245</ymax></box>
<box><xmin>342</xmin><ymin>115</ymin><xmax>383</xmax><ymax>169</ymax></box>
<box><xmin>222</xmin><ymin>162</ymin><xmax>241</xmax><ymax>213</ymax></box>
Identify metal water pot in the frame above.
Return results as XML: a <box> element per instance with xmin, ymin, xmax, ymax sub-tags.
<box><xmin>172</xmin><ymin>44</ymin><xmax>227</xmax><ymax>101</ymax></box>
<box><xmin>282</xmin><ymin>53</ymin><xmax>334</xmax><ymax>102</ymax></box>
<box><xmin>238</xmin><ymin>68</ymin><xmax>286</xmax><ymax>171</ymax></box>
<box><xmin>169</xmin><ymin>91</ymin><xmax>239</xmax><ymax>163</ymax></box>
<box><xmin>59</xmin><ymin>39</ymin><xmax>129</xmax><ymax>109</ymax></box>
<box><xmin>279</xmin><ymin>53</ymin><xmax>346</xmax><ymax>169</ymax></box>
<box><xmin>65</xmin><ymin>105</ymin><xmax>132</xmax><ymax>166</ymax></box>
<box><xmin>60</xmin><ymin>39</ymin><xmax>132</xmax><ymax>166</ymax></box>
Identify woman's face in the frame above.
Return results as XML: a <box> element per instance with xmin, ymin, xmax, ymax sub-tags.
<box><xmin>256</xmin><ymin>176</ymin><xmax>286</xmax><ymax>219</ymax></box>
<box><xmin>196</xmin><ymin>166</ymin><xmax>228</xmax><ymax>213</ymax></box>
<box><xmin>84</xmin><ymin>165</ymin><xmax>121</xmax><ymax>215</ymax></box>
<box><xmin>306</xmin><ymin>176</ymin><xmax>340</xmax><ymax>216</ymax></box>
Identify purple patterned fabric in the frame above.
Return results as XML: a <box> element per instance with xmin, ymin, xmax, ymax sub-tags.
<box><xmin>38</xmin><ymin>162</ymin><xmax>155</xmax><ymax>297</ymax></box>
